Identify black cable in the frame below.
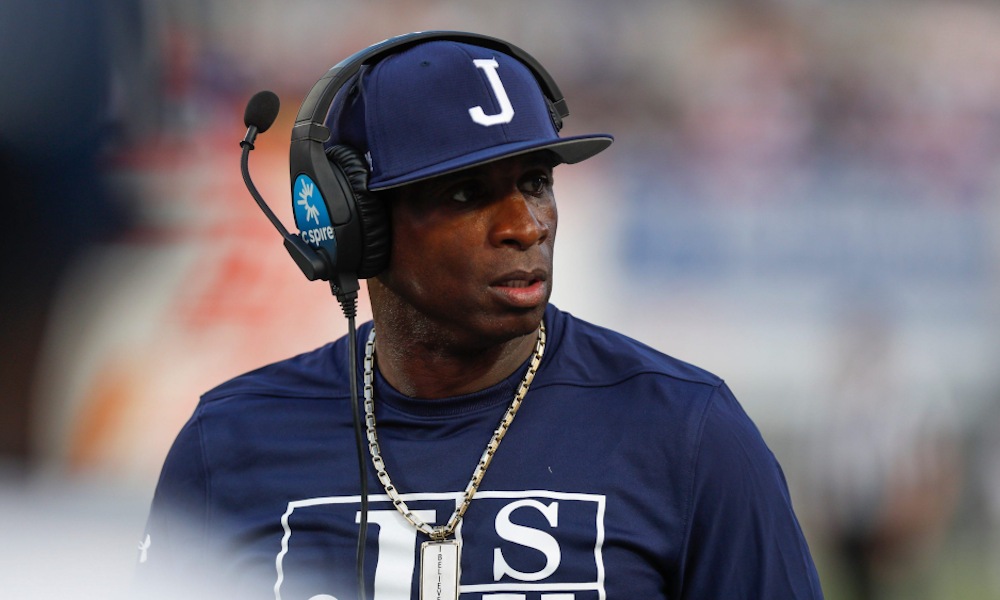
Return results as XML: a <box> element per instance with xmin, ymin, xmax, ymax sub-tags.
<box><xmin>240</xmin><ymin>138</ymin><xmax>293</xmax><ymax>239</ymax></box>
<box><xmin>240</xmin><ymin>95</ymin><xmax>368</xmax><ymax>598</ymax></box>
<box><xmin>338</xmin><ymin>289</ymin><xmax>368</xmax><ymax>600</ymax></box>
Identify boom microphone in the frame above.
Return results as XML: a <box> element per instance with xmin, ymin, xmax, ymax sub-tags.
<box><xmin>239</xmin><ymin>91</ymin><xmax>329</xmax><ymax>281</ymax></box>
<box><xmin>242</xmin><ymin>90</ymin><xmax>281</xmax><ymax>149</ymax></box>
<box><xmin>244</xmin><ymin>90</ymin><xmax>280</xmax><ymax>132</ymax></box>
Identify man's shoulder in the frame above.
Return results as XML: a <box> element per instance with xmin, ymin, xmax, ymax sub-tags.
<box><xmin>544</xmin><ymin>305</ymin><xmax>722</xmax><ymax>390</ymax></box>
<box><xmin>199</xmin><ymin>324</ymin><xmax>364</xmax><ymax>408</ymax></box>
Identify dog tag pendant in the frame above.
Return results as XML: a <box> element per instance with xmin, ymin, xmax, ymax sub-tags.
<box><xmin>420</xmin><ymin>540</ymin><xmax>461</xmax><ymax>600</ymax></box>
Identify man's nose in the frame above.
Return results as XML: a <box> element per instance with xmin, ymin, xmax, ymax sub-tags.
<box><xmin>488</xmin><ymin>190</ymin><xmax>551</xmax><ymax>250</ymax></box>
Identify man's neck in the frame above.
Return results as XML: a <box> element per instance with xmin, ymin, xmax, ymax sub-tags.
<box><xmin>371</xmin><ymin>323</ymin><xmax>539</xmax><ymax>399</ymax></box>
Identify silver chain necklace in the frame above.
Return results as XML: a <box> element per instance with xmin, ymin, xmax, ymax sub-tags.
<box><xmin>363</xmin><ymin>321</ymin><xmax>546</xmax><ymax>539</ymax></box>
<box><xmin>362</xmin><ymin>322</ymin><xmax>546</xmax><ymax>600</ymax></box>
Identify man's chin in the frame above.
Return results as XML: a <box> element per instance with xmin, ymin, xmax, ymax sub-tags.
<box><xmin>480</xmin><ymin>304</ymin><xmax>547</xmax><ymax>344</ymax></box>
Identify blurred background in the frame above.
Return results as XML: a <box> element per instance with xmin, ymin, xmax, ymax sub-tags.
<box><xmin>2</xmin><ymin>0</ymin><xmax>999</xmax><ymax>598</ymax></box>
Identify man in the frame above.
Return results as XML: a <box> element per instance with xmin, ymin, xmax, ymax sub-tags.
<box><xmin>140</xmin><ymin>34</ymin><xmax>823</xmax><ymax>599</ymax></box>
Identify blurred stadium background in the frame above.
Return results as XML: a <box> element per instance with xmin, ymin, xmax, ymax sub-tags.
<box><xmin>2</xmin><ymin>0</ymin><xmax>999</xmax><ymax>598</ymax></box>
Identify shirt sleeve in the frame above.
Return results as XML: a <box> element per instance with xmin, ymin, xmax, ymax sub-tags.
<box><xmin>678</xmin><ymin>383</ymin><xmax>824</xmax><ymax>599</ymax></box>
<box><xmin>133</xmin><ymin>408</ymin><xmax>215</xmax><ymax>597</ymax></box>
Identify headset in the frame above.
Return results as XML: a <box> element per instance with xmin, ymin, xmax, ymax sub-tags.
<box><xmin>287</xmin><ymin>30</ymin><xmax>573</xmax><ymax>297</ymax></box>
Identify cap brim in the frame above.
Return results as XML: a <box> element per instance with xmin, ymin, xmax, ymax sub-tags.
<box><xmin>368</xmin><ymin>133</ymin><xmax>614</xmax><ymax>191</ymax></box>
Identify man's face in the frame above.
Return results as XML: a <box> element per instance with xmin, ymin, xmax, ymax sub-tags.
<box><xmin>371</xmin><ymin>152</ymin><xmax>557</xmax><ymax>349</ymax></box>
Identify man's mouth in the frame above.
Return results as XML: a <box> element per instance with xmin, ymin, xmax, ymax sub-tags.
<box><xmin>491</xmin><ymin>269</ymin><xmax>547</xmax><ymax>288</ymax></box>
<box><xmin>494</xmin><ymin>278</ymin><xmax>538</xmax><ymax>288</ymax></box>
<box><xmin>490</xmin><ymin>270</ymin><xmax>548</xmax><ymax>307</ymax></box>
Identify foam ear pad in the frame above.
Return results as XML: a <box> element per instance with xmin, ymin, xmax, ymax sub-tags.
<box><xmin>325</xmin><ymin>144</ymin><xmax>391</xmax><ymax>279</ymax></box>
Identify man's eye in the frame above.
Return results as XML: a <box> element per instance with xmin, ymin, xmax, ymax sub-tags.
<box><xmin>521</xmin><ymin>174</ymin><xmax>551</xmax><ymax>195</ymax></box>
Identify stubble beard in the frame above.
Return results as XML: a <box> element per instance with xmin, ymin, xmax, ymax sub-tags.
<box><xmin>367</xmin><ymin>277</ymin><xmax>547</xmax><ymax>356</ymax></box>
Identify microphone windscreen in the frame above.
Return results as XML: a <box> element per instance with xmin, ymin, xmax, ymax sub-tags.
<box><xmin>244</xmin><ymin>90</ymin><xmax>280</xmax><ymax>133</ymax></box>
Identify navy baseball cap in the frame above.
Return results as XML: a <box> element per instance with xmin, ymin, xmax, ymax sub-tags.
<box><xmin>324</xmin><ymin>40</ymin><xmax>613</xmax><ymax>191</ymax></box>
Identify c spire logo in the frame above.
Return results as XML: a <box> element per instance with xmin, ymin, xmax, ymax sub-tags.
<box><xmin>293</xmin><ymin>174</ymin><xmax>336</xmax><ymax>253</ymax></box>
<box><xmin>297</xmin><ymin>180</ymin><xmax>321</xmax><ymax>225</ymax></box>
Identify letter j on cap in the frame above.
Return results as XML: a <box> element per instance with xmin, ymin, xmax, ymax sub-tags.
<box><xmin>469</xmin><ymin>59</ymin><xmax>515</xmax><ymax>126</ymax></box>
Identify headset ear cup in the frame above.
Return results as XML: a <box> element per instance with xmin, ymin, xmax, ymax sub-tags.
<box><xmin>325</xmin><ymin>144</ymin><xmax>391</xmax><ymax>279</ymax></box>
